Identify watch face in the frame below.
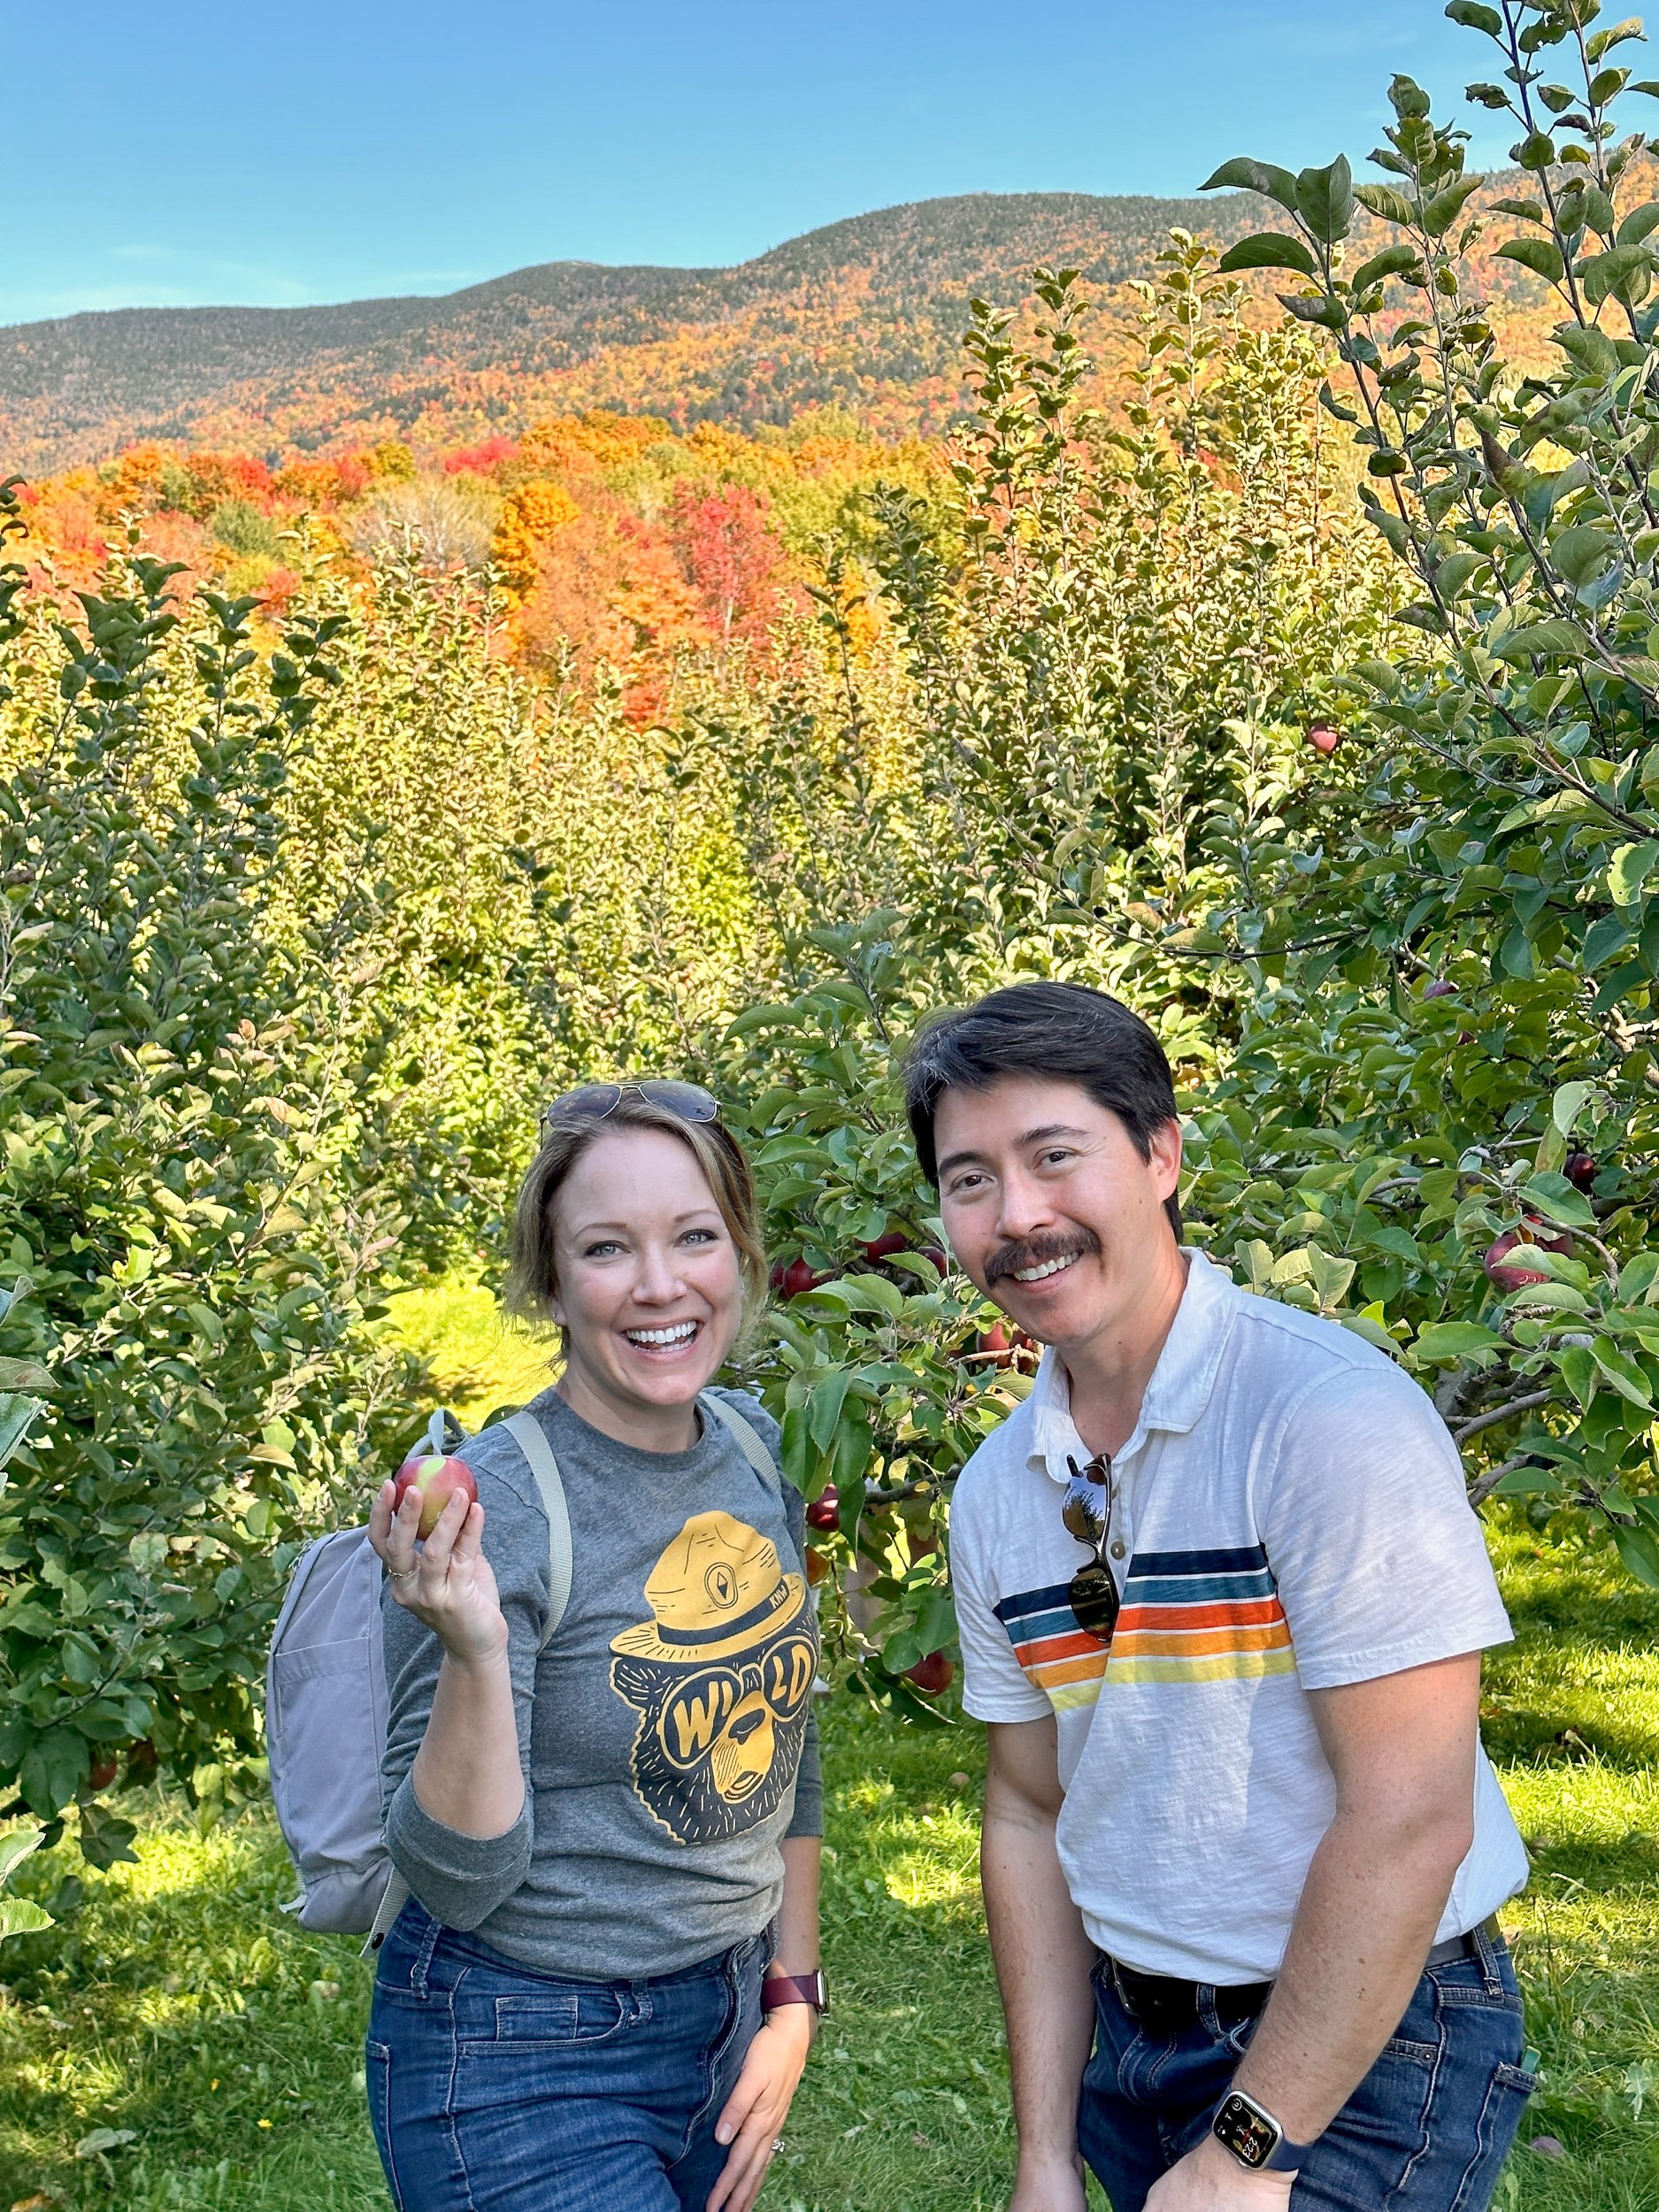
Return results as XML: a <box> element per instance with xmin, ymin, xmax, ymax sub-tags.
<box><xmin>1215</xmin><ymin>2093</ymin><xmax>1279</xmax><ymax>2170</ymax></box>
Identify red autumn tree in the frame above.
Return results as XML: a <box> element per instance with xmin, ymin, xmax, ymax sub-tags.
<box><xmin>665</xmin><ymin>481</ymin><xmax>787</xmax><ymax>657</ymax></box>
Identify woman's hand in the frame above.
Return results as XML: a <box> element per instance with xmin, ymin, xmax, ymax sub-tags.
<box><xmin>369</xmin><ymin>1478</ymin><xmax>506</xmax><ymax>1664</ymax></box>
<box><xmin>706</xmin><ymin>2006</ymin><xmax>814</xmax><ymax>2212</ymax></box>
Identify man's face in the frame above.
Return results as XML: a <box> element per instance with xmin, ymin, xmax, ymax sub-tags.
<box><xmin>933</xmin><ymin>1075</ymin><xmax>1181</xmax><ymax>1352</ymax></box>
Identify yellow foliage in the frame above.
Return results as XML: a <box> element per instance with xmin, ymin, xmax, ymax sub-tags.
<box><xmin>492</xmin><ymin>480</ymin><xmax>580</xmax><ymax>601</ymax></box>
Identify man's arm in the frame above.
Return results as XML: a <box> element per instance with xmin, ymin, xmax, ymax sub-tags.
<box><xmin>1144</xmin><ymin>1650</ymin><xmax>1481</xmax><ymax>2208</ymax></box>
<box><xmin>982</xmin><ymin>1716</ymin><xmax>1098</xmax><ymax>2212</ymax></box>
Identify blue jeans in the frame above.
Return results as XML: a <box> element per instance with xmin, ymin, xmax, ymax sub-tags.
<box><xmin>1079</xmin><ymin>1924</ymin><xmax>1537</xmax><ymax>2212</ymax></box>
<box><xmin>366</xmin><ymin>1900</ymin><xmax>765</xmax><ymax>2211</ymax></box>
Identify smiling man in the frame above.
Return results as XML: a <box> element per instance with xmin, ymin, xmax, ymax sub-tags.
<box><xmin>903</xmin><ymin>981</ymin><xmax>1534</xmax><ymax>2212</ymax></box>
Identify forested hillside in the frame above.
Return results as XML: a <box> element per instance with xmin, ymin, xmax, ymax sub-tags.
<box><xmin>0</xmin><ymin>189</ymin><xmax>1287</xmax><ymax>469</ymax></box>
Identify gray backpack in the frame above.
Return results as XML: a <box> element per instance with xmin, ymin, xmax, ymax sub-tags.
<box><xmin>265</xmin><ymin>1392</ymin><xmax>780</xmax><ymax>1947</ymax></box>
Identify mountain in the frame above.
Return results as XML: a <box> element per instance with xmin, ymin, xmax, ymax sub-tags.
<box><xmin>0</xmin><ymin>191</ymin><xmax>1282</xmax><ymax>473</ymax></box>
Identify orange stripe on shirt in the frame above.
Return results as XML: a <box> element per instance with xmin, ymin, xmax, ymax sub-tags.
<box><xmin>1115</xmin><ymin>1597</ymin><xmax>1285</xmax><ymax>1634</ymax></box>
<box><xmin>1111</xmin><ymin>1621</ymin><xmax>1294</xmax><ymax>1659</ymax></box>
<box><xmin>1010</xmin><ymin>1629</ymin><xmax>1110</xmax><ymax>1667</ymax></box>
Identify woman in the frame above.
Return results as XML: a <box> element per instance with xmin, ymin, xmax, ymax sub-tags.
<box><xmin>365</xmin><ymin>1080</ymin><xmax>823</xmax><ymax>2212</ymax></box>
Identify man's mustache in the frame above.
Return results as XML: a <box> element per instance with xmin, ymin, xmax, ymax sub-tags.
<box><xmin>985</xmin><ymin>1229</ymin><xmax>1100</xmax><ymax>1286</ymax></box>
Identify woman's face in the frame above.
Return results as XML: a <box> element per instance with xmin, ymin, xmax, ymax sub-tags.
<box><xmin>549</xmin><ymin>1126</ymin><xmax>746</xmax><ymax>1433</ymax></box>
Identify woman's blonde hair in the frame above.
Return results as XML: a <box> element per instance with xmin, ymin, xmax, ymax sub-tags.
<box><xmin>505</xmin><ymin>1091</ymin><xmax>767</xmax><ymax>1337</ymax></box>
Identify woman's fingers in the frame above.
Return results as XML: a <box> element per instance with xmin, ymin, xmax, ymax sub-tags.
<box><xmin>706</xmin><ymin>2119</ymin><xmax>776</xmax><ymax>2212</ymax></box>
<box><xmin>712</xmin><ymin>2047</ymin><xmax>765</xmax><ymax>2148</ymax></box>
<box><xmin>449</xmin><ymin>1498</ymin><xmax>487</xmax><ymax>1564</ymax></box>
<box><xmin>367</xmin><ymin>1480</ymin><xmax>396</xmax><ymax>1551</ymax></box>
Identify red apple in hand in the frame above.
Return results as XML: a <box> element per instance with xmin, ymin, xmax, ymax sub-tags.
<box><xmin>904</xmin><ymin>1651</ymin><xmax>954</xmax><ymax>1695</ymax></box>
<box><xmin>806</xmin><ymin>1485</ymin><xmax>841</xmax><ymax>1532</ymax></box>
<box><xmin>391</xmin><ymin>1452</ymin><xmax>478</xmax><ymax>1539</ymax></box>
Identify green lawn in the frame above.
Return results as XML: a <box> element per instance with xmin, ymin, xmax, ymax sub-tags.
<box><xmin>2</xmin><ymin>1292</ymin><xmax>1655</xmax><ymax>2210</ymax></box>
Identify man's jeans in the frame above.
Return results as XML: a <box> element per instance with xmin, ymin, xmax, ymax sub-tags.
<box><xmin>366</xmin><ymin>1899</ymin><xmax>764</xmax><ymax>2211</ymax></box>
<box><xmin>1079</xmin><ymin>1924</ymin><xmax>1537</xmax><ymax>2212</ymax></box>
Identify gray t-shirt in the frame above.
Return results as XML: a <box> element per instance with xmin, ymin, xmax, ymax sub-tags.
<box><xmin>381</xmin><ymin>1385</ymin><xmax>823</xmax><ymax>1980</ymax></box>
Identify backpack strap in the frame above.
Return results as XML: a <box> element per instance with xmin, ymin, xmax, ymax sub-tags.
<box><xmin>502</xmin><ymin>1412</ymin><xmax>573</xmax><ymax>1651</ymax></box>
<box><xmin>700</xmin><ymin>1392</ymin><xmax>782</xmax><ymax>1497</ymax></box>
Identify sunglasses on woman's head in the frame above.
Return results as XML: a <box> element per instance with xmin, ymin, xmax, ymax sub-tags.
<box><xmin>541</xmin><ymin>1079</ymin><xmax>720</xmax><ymax>1132</ymax></box>
<box><xmin>1064</xmin><ymin>1452</ymin><xmax>1119</xmax><ymax>1645</ymax></box>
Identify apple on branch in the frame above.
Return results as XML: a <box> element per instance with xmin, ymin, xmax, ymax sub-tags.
<box><xmin>391</xmin><ymin>1451</ymin><xmax>479</xmax><ymax>1538</ymax></box>
<box><xmin>904</xmin><ymin>1651</ymin><xmax>954</xmax><ymax>1695</ymax></box>
<box><xmin>1484</xmin><ymin>1221</ymin><xmax>1573</xmax><ymax>1294</ymax></box>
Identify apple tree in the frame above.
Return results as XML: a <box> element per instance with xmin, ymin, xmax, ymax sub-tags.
<box><xmin>1187</xmin><ymin>0</ymin><xmax>1659</xmax><ymax>1579</ymax></box>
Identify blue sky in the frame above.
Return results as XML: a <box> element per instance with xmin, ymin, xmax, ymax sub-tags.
<box><xmin>4</xmin><ymin>1</ymin><xmax>1514</xmax><ymax>326</ymax></box>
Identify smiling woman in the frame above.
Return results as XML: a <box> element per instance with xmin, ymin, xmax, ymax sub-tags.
<box><xmin>361</xmin><ymin>1082</ymin><xmax>823</xmax><ymax>2212</ymax></box>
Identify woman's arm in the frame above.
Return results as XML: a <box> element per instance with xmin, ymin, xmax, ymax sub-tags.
<box><xmin>708</xmin><ymin>1832</ymin><xmax>822</xmax><ymax>2212</ymax></box>
<box><xmin>373</xmin><ymin>1476</ymin><xmax>537</xmax><ymax>1923</ymax></box>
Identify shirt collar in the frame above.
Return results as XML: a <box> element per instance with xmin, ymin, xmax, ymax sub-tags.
<box><xmin>1025</xmin><ymin>1247</ymin><xmax>1240</xmax><ymax>1483</ymax></box>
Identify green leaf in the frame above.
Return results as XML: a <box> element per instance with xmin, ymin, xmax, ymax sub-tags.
<box><xmin>1217</xmin><ymin>232</ymin><xmax>1317</xmax><ymax>279</ymax></box>
<box><xmin>1549</xmin><ymin>524</ymin><xmax>1616</xmax><ymax>584</ymax></box>
<box><xmin>1554</xmin><ymin>323</ymin><xmax>1621</xmax><ymax>378</ymax></box>
<box><xmin>1612</xmin><ymin>1523</ymin><xmax>1659</xmax><ymax>1587</ymax></box>
<box><xmin>1552</xmin><ymin>1079</ymin><xmax>1594</xmax><ymax>1135</ymax></box>
<box><xmin>1519</xmin><ymin>1174</ymin><xmax>1598</xmax><ymax>1227</ymax></box>
<box><xmin>1493</xmin><ymin>619</ymin><xmax>1586</xmax><ymax>659</ymax></box>
<box><xmin>1592</xmin><ymin>1336</ymin><xmax>1653</xmax><ymax>1406</ymax></box>
<box><xmin>807</xmin><ymin>1368</ymin><xmax>853</xmax><ymax>1454</ymax></box>
<box><xmin>0</xmin><ymin>1898</ymin><xmax>53</xmax><ymax>1942</ymax></box>
<box><xmin>1495</xmin><ymin>236</ymin><xmax>1566</xmax><ymax>283</ymax></box>
<box><xmin>1353</xmin><ymin>183</ymin><xmax>1417</xmax><ymax>227</ymax></box>
<box><xmin>0</xmin><ymin>1826</ymin><xmax>46</xmax><ymax>1886</ymax></box>
<box><xmin>1559</xmin><ymin>1344</ymin><xmax>1598</xmax><ymax>1406</ymax></box>
<box><xmin>1581</xmin><ymin>243</ymin><xmax>1655</xmax><ymax>305</ymax></box>
<box><xmin>1421</xmin><ymin>175</ymin><xmax>1486</xmax><ymax>237</ymax></box>
<box><xmin>1197</xmin><ymin>158</ymin><xmax>1302</xmax><ymax>213</ymax></box>
<box><xmin>19</xmin><ymin>1730</ymin><xmax>87</xmax><ymax>1817</ymax></box>
<box><xmin>1413</xmin><ymin>1321</ymin><xmax>1508</xmax><ymax>1362</ymax></box>
<box><xmin>1297</xmin><ymin>157</ymin><xmax>1356</xmax><ymax>244</ymax></box>
<box><xmin>1350</xmin><ymin>245</ymin><xmax>1422</xmax><ymax>292</ymax></box>
<box><xmin>1609</xmin><ymin>841</ymin><xmax>1659</xmax><ymax>906</ymax></box>
<box><xmin>1446</xmin><ymin>0</ymin><xmax>1502</xmax><ymax>29</ymax></box>
<box><xmin>1617</xmin><ymin>200</ymin><xmax>1659</xmax><ymax>246</ymax></box>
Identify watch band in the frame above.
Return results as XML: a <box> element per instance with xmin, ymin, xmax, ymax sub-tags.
<box><xmin>761</xmin><ymin>1970</ymin><xmax>826</xmax><ymax>2013</ymax></box>
<box><xmin>1212</xmin><ymin>2089</ymin><xmax>1314</xmax><ymax>2174</ymax></box>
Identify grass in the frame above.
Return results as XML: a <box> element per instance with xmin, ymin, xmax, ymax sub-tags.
<box><xmin>2</xmin><ymin>1289</ymin><xmax>1655</xmax><ymax>2211</ymax></box>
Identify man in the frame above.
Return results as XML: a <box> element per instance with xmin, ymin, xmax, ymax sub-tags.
<box><xmin>904</xmin><ymin>981</ymin><xmax>1534</xmax><ymax>2212</ymax></box>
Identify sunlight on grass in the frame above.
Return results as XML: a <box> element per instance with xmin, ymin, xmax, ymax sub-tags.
<box><xmin>380</xmin><ymin>1276</ymin><xmax>556</xmax><ymax>1426</ymax></box>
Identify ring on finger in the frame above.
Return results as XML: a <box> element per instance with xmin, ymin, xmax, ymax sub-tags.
<box><xmin>388</xmin><ymin>1564</ymin><xmax>419</xmax><ymax>1582</ymax></box>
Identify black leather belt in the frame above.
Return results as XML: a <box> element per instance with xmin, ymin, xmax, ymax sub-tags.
<box><xmin>1107</xmin><ymin>1916</ymin><xmax>1504</xmax><ymax>2034</ymax></box>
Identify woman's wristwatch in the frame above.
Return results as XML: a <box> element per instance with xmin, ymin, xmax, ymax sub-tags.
<box><xmin>1211</xmin><ymin>2090</ymin><xmax>1314</xmax><ymax>2174</ymax></box>
<box><xmin>762</xmin><ymin>1970</ymin><xmax>827</xmax><ymax>2015</ymax></box>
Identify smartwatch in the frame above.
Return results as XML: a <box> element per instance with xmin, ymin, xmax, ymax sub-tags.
<box><xmin>1212</xmin><ymin>2090</ymin><xmax>1314</xmax><ymax>2174</ymax></box>
<box><xmin>762</xmin><ymin>1970</ymin><xmax>827</xmax><ymax>2015</ymax></box>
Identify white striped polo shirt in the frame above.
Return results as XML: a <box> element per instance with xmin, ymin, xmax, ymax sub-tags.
<box><xmin>949</xmin><ymin>1248</ymin><xmax>1529</xmax><ymax>1984</ymax></box>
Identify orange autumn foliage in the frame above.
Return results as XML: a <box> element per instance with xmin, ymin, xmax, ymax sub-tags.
<box><xmin>492</xmin><ymin>480</ymin><xmax>581</xmax><ymax>601</ymax></box>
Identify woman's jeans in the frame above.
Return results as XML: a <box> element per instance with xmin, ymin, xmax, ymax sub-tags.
<box><xmin>1079</xmin><ymin>1923</ymin><xmax>1537</xmax><ymax>2212</ymax></box>
<box><xmin>367</xmin><ymin>1900</ymin><xmax>765</xmax><ymax>2211</ymax></box>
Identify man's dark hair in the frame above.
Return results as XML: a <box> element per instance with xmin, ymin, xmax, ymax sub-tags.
<box><xmin>903</xmin><ymin>980</ymin><xmax>1183</xmax><ymax>1240</ymax></box>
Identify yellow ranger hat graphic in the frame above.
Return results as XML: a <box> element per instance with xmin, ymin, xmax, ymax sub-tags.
<box><xmin>611</xmin><ymin>1509</ymin><xmax>806</xmax><ymax>1665</ymax></box>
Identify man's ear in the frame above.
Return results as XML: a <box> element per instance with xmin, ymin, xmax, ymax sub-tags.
<box><xmin>1148</xmin><ymin>1118</ymin><xmax>1183</xmax><ymax>1202</ymax></box>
